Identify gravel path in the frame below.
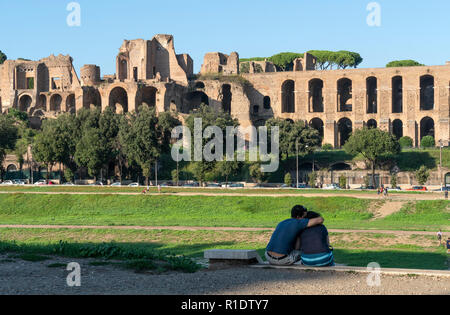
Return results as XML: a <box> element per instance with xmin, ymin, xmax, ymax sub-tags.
<box><xmin>0</xmin><ymin>255</ymin><xmax>448</xmax><ymax>295</ymax></box>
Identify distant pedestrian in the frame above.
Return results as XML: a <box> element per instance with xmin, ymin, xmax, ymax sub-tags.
<box><xmin>447</xmin><ymin>237</ymin><xmax>450</xmax><ymax>254</ymax></box>
<box><xmin>445</xmin><ymin>190</ymin><xmax>448</xmax><ymax>200</ymax></box>
<box><xmin>437</xmin><ymin>230</ymin><xmax>442</xmax><ymax>246</ymax></box>
<box><xmin>384</xmin><ymin>187</ymin><xmax>389</xmax><ymax>197</ymax></box>
<box><xmin>157</xmin><ymin>184</ymin><xmax>161</xmax><ymax>194</ymax></box>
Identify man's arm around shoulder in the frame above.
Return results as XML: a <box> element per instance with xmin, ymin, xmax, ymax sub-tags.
<box><xmin>306</xmin><ymin>216</ymin><xmax>324</xmax><ymax>228</ymax></box>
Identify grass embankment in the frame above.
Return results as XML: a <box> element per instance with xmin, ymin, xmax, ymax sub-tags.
<box><xmin>0</xmin><ymin>228</ymin><xmax>447</xmax><ymax>270</ymax></box>
<box><xmin>0</xmin><ymin>194</ymin><xmax>448</xmax><ymax>231</ymax></box>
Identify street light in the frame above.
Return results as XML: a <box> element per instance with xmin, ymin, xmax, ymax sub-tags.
<box><xmin>439</xmin><ymin>139</ymin><xmax>444</xmax><ymax>189</ymax></box>
<box><xmin>296</xmin><ymin>140</ymin><xmax>299</xmax><ymax>188</ymax></box>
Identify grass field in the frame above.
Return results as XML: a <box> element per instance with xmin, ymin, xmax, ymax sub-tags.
<box><xmin>0</xmin><ymin>193</ymin><xmax>447</xmax><ymax>231</ymax></box>
<box><xmin>0</xmin><ymin>228</ymin><xmax>447</xmax><ymax>270</ymax></box>
<box><xmin>0</xmin><ymin>191</ymin><xmax>448</xmax><ymax>271</ymax></box>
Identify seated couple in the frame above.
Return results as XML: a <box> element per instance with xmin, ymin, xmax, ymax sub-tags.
<box><xmin>265</xmin><ymin>205</ymin><xmax>334</xmax><ymax>267</ymax></box>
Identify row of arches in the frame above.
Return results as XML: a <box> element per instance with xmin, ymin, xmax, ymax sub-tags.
<box><xmin>304</xmin><ymin>117</ymin><xmax>435</xmax><ymax>147</ymax></box>
<box><xmin>18</xmin><ymin>94</ymin><xmax>76</xmax><ymax>114</ymax></box>
<box><xmin>281</xmin><ymin>74</ymin><xmax>436</xmax><ymax>114</ymax></box>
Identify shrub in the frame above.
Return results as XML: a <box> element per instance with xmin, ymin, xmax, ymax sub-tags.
<box><xmin>308</xmin><ymin>172</ymin><xmax>318</xmax><ymax>188</ymax></box>
<box><xmin>415</xmin><ymin>165</ymin><xmax>430</xmax><ymax>186</ymax></box>
<box><xmin>390</xmin><ymin>174</ymin><xmax>398</xmax><ymax>188</ymax></box>
<box><xmin>420</xmin><ymin>136</ymin><xmax>435</xmax><ymax>148</ymax></box>
<box><xmin>284</xmin><ymin>173</ymin><xmax>292</xmax><ymax>186</ymax></box>
<box><xmin>339</xmin><ymin>175</ymin><xmax>347</xmax><ymax>189</ymax></box>
<box><xmin>322</xmin><ymin>143</ymin><xmax>333</xmax><ymax>151</ymax></box>
<box><xmin>399</xmin><ymin>136</ymin><xmax>413</xmax><ymax>148</ymax></box>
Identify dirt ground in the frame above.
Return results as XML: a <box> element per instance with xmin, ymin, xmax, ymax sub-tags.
<box><xmin>0</xmin><ymin>254</ymin><xmax>448</xmax><ymax>295</ymax></box>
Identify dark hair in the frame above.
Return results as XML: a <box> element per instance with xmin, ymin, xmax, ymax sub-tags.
<box><xmin>305</xmin><ymin>211</ymin><xmax>321</xmax><ymax>219</ymax></box>
<box><xmin>291</xmin><ymin>205</ymin><xmax>307</xmax><ymax>218</ymax></box>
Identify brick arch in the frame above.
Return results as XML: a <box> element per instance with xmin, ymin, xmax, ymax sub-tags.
<box><xmin>308</xmin><ymin>79</ymin><xmax>324</xmax><ymax>113</ymax></box>
<box><xmin>18</xmin><ymin>94</ymin><xmax>33</xmax><ymax>112</ymax></box>
<box><xmin>109</xmin><ymin>87</ymin><xmax>129</xmax><ymax>114</ymax></box>
<box><xmin>281</xmin><ymin>80</ymin><xmax>295</xmax><ymax>113</ymax></box>
<box><xmin>366</xmin><ymin>76</ymin><xmax>377</xmax><ymax>114</ymax></box>
<box><xmin>337</xmin><ymin>78</ymin><xmax>352</xmax><ymax>112</ymax></box>
<box><xmin>420</xmin><ymin>74</ymin><xmax>434</xmax><ymax>111</ymax></box>
<box><xmin>49</xmin><ymin>94</ymin><xmax>62</xmax><ymax>112</ymax></box>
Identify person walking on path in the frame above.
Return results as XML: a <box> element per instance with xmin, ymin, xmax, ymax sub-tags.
<box><xmin>437</xmin><ymin>230</ymin><xmax>443</xmax><ymax>246</ymax></box>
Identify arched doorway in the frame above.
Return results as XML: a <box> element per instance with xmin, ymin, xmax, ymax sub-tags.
<box><xmin>50</xmin><ymin>94</ymin><xmax>62</xmax><ymax>112</ymax></box>
<box><xmin>420</xmin><ymin>75</ymin><xmax>434</xmax><ymax>110</ymax></box>
<box><xmin>309</xmin><ymin>118</ymin><xmax>324</xmax><ymax>140</ymax></box>
<box><xmin>366</xmin><ymin>119</ymin><xmax>377</xmax><ymax>129</ymax></box>
<box><xmin>18</xmin><ymin>95</ymin><xmax>32</xmax><ymax>112</ymax></box>
<box><xmin>309</xmin><ymin>79</ymin><xmax>323</xmax><ymax>112</ymax></box>
<box><xmin>137</xmin><ymin>86</ymin><xmax>157</xmax><ymax>108</ymax></box>
<box><xmin>337</xmin><ymin>78</ymin><xmax>352</xmax><ymax>112</ymax></box>
<box><xmin>66</xmin><ymin>94</ymin><xmax>76</xmax><ymax>114</ymax></box>
<box><xmin>281</xmin><ymin>80</ymin><xmax>295</xmax><ymax>113</ymax></box>
<box><xmin>83</xmin><ymin>88</ymin><xmax>101</xmax><ymax>109</ymax></box>
<box><xmin>37</xmin><ymin>95</ymin><xmax>47</xmax><ymax>111</ymax></box>
<box><xmin>338</xmin><ymin>118</ymin><xmax>352</xmax><ymax>147</ymax></box>
<box><xmin>263</xmin><ymin>96</ymin><xmax>271</xmax><ymax>109</ymax></box>
<box><xmin>420</xmin><ymin>116</ymin><xmax>435</xmax><ymax>141</ymax></box>
<box><xmin>392</xmin><ymin>76</ymin><xmax>403</xmax><ymax>113</ymax></box>
<box><xmin>445</xmin><ymin>172</ymin><xmax>450</xmax><ymax>187</ymax></box>
<box><xmin>366</xmin><ymin>77</ymin><xmax>377</xmax><ymax>113</ymax></box>
<box><xmin>109</xmin><ymin>87</ymin><xmax>129</xmax><ymax>114</ymax></box>
<box><xmin>392</xmin><ymin>119</ymin><xmax>403</xmax><ymax>139</ymax></box>
<box><xmin>221</xmin><ymin>84</ymin><xmax>232</xmax><ymax>114</ymax></box>
<box><xmin>182</xmin><ymin>91</ymin><xmax>209</xmax><ymax>113</ymax></box>
<box><xmin>6</xmin><ymin>164</ymin><xmax>17</xmax><ymax>172</ymax></box>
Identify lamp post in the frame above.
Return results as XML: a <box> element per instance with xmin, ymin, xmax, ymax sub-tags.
<box><xmin>296</xmin><ymin>140</ymin><xmax>299</xmax><ymax>188</ymax></box>
<box><xmin>439</xmin><ymin>139</ymin><xmax>443</xmax><ymax>189</ymax></box>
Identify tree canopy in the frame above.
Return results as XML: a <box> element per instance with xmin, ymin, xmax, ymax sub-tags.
<box><xmin>344</xmin><ymin>128</ymin><xmax>400</xmax><ymax>187</ymax></box>
<box><xmin>0</xmin><ymin>50</ymin><xmax>6</xmax><ymax>64</ymax></box>
<box><xmin>386</xmin><ymin>60</ymin><xmax>424</xmax><ymax>68</ymax></box>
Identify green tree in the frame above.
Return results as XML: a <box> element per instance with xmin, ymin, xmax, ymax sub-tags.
<box><xmin>415</xmin><ymin>165</ymin><xmax>430</xmax><ymax>186</ymax></box>
<box><xmin>265</xmin><ymin>118</ymin><xmax>321</xmax><ymax>159</ymax></box>
<box><xmin>0</xmin><ymin>50</ymin><xmax>6</xmax><ymax>64</ymax></box>
<box><xmin>308</xmin><ymin>171</ymin><xmax>318</xmax><ymax>188</ymax></box>
<box><xmin>0</xmin><ymin>115</ymin><xmax>19</xmax><ymax>180</ymax></box>
<box><xmin>390</xmin><ymin>173</ymin><xmax>398</xmax><ymax>188</ymax></box>
<box><xmin>344</xmin><ymin>128</ymin><xmax>400</xmax><ymax>188</ymax></box>
<box><xmin>339</xmin><ymin>175</ymin><xmax>347</xmax><ymax>189</ymax></box>
<box><xmin>399</xmin><ymin>136</ymin><xmax>413</xmax><ymax>149</ymax></box>
<box><xmin>386</xmin><ymin>60</ymin><xmax>424</xmax><ymax>68</ymax></box>
<box><xmin>216</xmin><ymin>156</ymin><xmax>241</xmax><ymax>185</ymax></box>
<box><xmin>268</xmin><ymin>52</ymin><xmax>303</xmax><ymax>71</ymax></box>
<box><xmin>74</xmin><ymin>127</ymin><xmax>108</xmax><ymax>181</ymax></box>
<box><xmin>322</xmin><ymin>143</ymin><xmax>333</xmax><ymax>151</ymax></box>
<box><xmin>420</xmin><ymin>136</ymin><xmax>435</xmax><ymax>148</ymax></box>
<box><xmin>249</xmin><ymin>161</ymin><xmax>268</xmax><ymax>184</ymax></box>
<box><xmin>284</xmin><ymin>173</ymin><xmax>292</xmax><ymax>186</ymax></box>
<box><xmin>32</xmin><ymin>127</ymin><xmax>58</xmax><ymax>181</ymax></box>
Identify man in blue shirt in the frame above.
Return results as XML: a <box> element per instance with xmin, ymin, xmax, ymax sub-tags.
<box><xmin>265</xmin><ymin>205</ymin><xmax>324</xmax><ymax>265</ymax></box>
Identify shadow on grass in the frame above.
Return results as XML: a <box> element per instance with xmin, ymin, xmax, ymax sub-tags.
<box><xmin>395</xmin><ymin>151</ymin><xmax>437</xmax><ymax>171</ymax></box>
<box><xmin>0</xmin><ymin>240</ymin><xmax>447</xmax><ymax>271</ymax></box>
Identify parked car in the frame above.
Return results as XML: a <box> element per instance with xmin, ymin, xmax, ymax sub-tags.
<box><xmin>229</xmin><ymin>183</ymin><xmax>244</xmax><ymax>188</ymax></box>
<box><xmin>63</xmin><ymin>182</ymin><xmax>75</xmax><ymax>186</ymax></box>
<box><xmin>128</xmin><ymin>182</ymin><xmax>139</xmax><ymax>187</ymax></box>
<box><xmin>206</xmin><ymin>183</ymin><xmax>221</xmax><ymax>188</ymax></box>
<box><xmin>12</xmin><ymin>179</ymin><xmax>26</xmax><ymax>185</ymax></box>
<box><xmin>1</xmin><ymin>180</ymin><xmax>14</xmax><ymax>185</ymax></box>
<box><xmin>433</xmin><ymin>186</ymin><xmax>450</xmax><ymax>192</ymax></box>
<box><xmin>34</xmin><ymin>179</ymin><xmax>47</xmax><ymax>186</ymax></box>
<box><xmin>389</xmin><ymin>187</ymin><xmax>402</xmax><ymax>191</ymax></box>
<box><xmin>89</xmin><ymin>181</ymin><xmax>104</xmax><ymax>186</ymax></box>
<box><xmin>280</xmin><ymin>184</ymin><xmax>292</xmax><ymax>188</ymax></box>
<box><xmin>322</xmin><ymin>184</ymin><xmax>341</xmax><ymax>190</ymax></box>
<box><xmin>110</xmin><ymin>182</ymin><xmax>122</xmax><ymax>186</ymax></box>
<box><xmin>295</xmin><ymin>183</ymin><xmax>309</xmax><ymax>189</ymax></box>
<box><xmin>47</xmin><ymin>181</ymin><xmax>55</xmax><ymax>185</ymax></box>
<box><xmin>406</xmin><ymin>186</ymin><xmax>427</xmax><ymax>191</ymax></box>
<box><xmin>356</xmin><ymin>185</ymin><xmax>376</xmax><ymax>190</ymax></box>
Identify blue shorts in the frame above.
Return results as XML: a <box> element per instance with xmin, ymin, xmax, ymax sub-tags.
<box><xmin>301</xmin><ymin>252</ymin><xmax>334</xmax><ymax>267</ymax></box>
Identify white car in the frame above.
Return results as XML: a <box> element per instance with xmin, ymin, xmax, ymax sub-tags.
<box><xmin>1</xmin><ymin>180</ymin><xmax>14</xmax><ymax>185</ymax></box>
<box><xmin>322</xmin><ymin>184</ymin><xmax>341</xmax><ymax>190</ymax></box>
<box><xmin>34</xmin><ymin>179</ymin><xmax>47</xmax><ymax>186</ymax></box>
<box><xmin>110</xmin><ymin>182</ymin><xmax>122</xmax><ymax>186</ymax></box>
<box><xmin>128</xmin><ymin>182</ymin><xmax>139</xmax><ymax>187</ymax></box>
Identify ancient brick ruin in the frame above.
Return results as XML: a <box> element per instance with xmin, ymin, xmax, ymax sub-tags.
<box><xmin>0</xmin><ymin>33</ymin><xmax>448</xmax><ymax>150</ymax></box>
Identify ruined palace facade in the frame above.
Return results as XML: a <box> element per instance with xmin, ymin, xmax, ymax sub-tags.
<box><xmin>0</xmin><ymin>34</ymin><xmax>449</xmax><ymax>149</ymax></box>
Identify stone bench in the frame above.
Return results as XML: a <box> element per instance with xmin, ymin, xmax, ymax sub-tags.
<box><xmin>204</xmin><ymin>249</ymin><xmax>264</xmax><ymax>269</ymax></box>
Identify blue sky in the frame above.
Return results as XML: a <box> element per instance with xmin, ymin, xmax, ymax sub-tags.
<box><xmin>0</xmin><ymin>0</ymin><xmax>448</xmax><ymax>75</ymax></box>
